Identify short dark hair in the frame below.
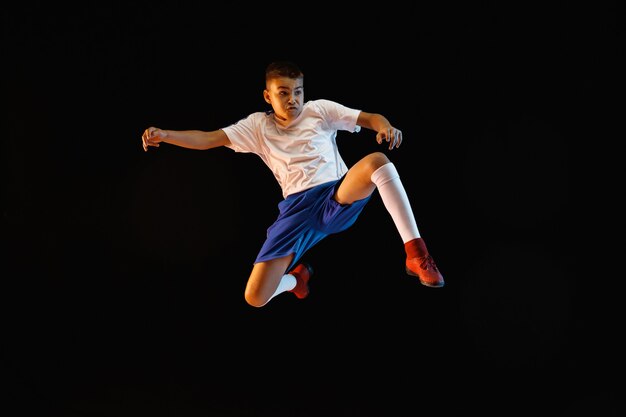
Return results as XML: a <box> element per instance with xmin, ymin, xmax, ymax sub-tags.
<box><xmin>265</xmin><ymin>61</ymin><xmax>303</xmax><ymax>84</ymax></box>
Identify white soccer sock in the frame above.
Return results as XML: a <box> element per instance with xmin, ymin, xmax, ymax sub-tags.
<box><xmin>371</xmin><ymin>162</ymin><xmax>420</xmax><ymax>244</ymax></box>
<box><xmin>268</xmin><ymin>273</ymin><xmax>297</xmax><ymax>301</ymax></box>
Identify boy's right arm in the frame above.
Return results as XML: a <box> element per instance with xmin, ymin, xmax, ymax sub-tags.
<box><xmin>141</xmin><ymin>128</ymin><xmax>231</xmax><ymax>152</ymax></box>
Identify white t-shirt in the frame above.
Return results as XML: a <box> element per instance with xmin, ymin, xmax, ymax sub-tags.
<box><xmin>223</xmin><ymin>99</ymin><xmax>362</xmax><ymax>198</ymax></box>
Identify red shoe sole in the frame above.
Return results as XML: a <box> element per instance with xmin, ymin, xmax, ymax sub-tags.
<box><xmin>405</xmin><ymin>266</ymin><xmax>444</xmax><ymax>288</ymax></box>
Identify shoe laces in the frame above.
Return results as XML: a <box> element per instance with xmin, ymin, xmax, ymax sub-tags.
<box><xmin>419</xmin><ymin>255</ymin><xmax>439</xmax><ymax>272</ymax></box>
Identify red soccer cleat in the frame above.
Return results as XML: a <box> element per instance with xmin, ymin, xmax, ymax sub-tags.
<box><xmin>288</xmin><ymin>263</ymin><xmax>314</xmax><ymax>299</ymax></box>
<box><xmin>405</xmin><ymin>238</ymin><xmax>444</xmax><ymax>288</ymax></box>
<box><xmin>406</xmin><ymin>255</ymin><xmax>444</xmax><ymax>288</ymax></box>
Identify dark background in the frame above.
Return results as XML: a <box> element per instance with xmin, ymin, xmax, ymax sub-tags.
<box><xmin>3</xmin><ymin>2</ymin><xmax>624</xmax><ymax>416</ymax></box>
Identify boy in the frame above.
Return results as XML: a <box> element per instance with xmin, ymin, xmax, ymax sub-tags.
<box><xmin>141</xmin><ymin>61</ymin><xmax>444</xmax><ymax>307</ymax></box>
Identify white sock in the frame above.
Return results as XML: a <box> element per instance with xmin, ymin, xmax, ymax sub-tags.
<box><xmin>371</xmin><ymin>162</ymin><xmax>420</xmax><ymax>243</ymax></box>
<box><xmin>268</xmin><ymin>273</ymin><xmax>297</xmax><ymax>301</ymax></box>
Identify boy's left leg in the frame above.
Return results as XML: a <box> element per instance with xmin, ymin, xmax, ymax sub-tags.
<box><xmin>371</xmin><ymin>162</ymin><xmax>444</xmax><ymax>288</ymax></box>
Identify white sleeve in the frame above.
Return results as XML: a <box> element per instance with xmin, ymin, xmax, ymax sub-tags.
<box><xmin>222</xmin><ymin>112</ymin><xmax>266</xmax><ymax>154</ymax></box>
<box><xmin>314</xmin><ymin>99</ymin><xmax>362</xmax><ymax>133</ymax></box>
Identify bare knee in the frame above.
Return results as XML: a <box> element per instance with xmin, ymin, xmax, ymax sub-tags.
<box><xmin>243</xmin><ymin>259</ymin><xmax>292</xmax><ymax>308</ymax></box>
<box><xmin>362</xmin><ymin>152</ymin><xmax>391</xmax><ymax>174</ymax></box>
<box><xmin>244</xmin><ymin>285</ymin><xmax>269</xmax><ymax>308</ymax></box>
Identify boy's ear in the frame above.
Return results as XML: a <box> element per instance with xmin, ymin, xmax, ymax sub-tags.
<box><xmin>263</xmin><ymin>89</ymin><xmax>271</xmax><ymax>104</ymax></box>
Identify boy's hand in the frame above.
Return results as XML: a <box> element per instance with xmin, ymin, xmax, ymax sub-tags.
<box><xmin>376</xmin><ymin>127</ymin><xmax>402</xmax><ymax>150</ymax></box>
<box><xmin>142</xmin><ymin>127</ymin><xmax>166</xmax><ymax>151</ymax></box>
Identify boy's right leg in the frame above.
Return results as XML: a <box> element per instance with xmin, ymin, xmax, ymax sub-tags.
<box><xmin>244</xmin><ymin>255</ymin><xmax>314</xmax><ymax>307</ymax></box>
<box><xmin>286</xmin><ymin>262</ymin><xmax>314</xmax><ymax>299</ymax></box>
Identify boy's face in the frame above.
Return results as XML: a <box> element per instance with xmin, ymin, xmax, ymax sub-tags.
<box><xmin>263</xmin><ymin>76</ymin><xmax>304</xmax><ymax>125</ymax></box>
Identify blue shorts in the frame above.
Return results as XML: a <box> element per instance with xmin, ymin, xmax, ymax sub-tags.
<box><xmin>255</xmin><ymin>177</ymin><xmax>372</xmax><ymax>273</ymax></box>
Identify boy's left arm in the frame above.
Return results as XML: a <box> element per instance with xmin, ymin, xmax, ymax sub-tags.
<box><xmin>356</xmin><ymin>111</ymin><xmax>403</xmax><ymax>149</ymax></box>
